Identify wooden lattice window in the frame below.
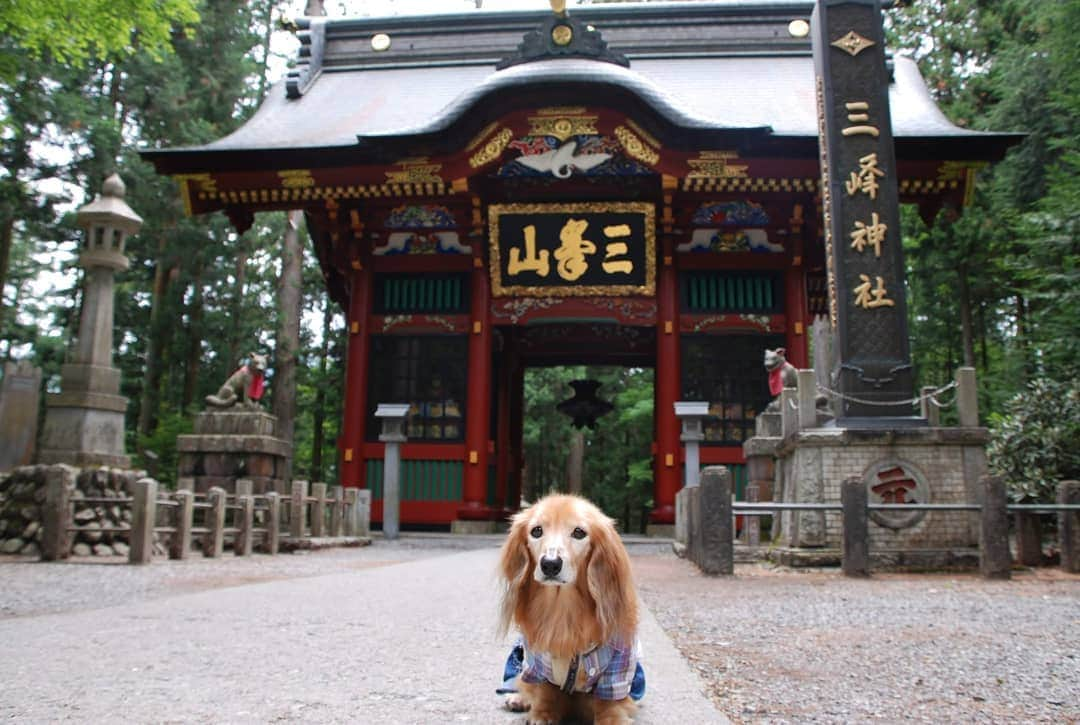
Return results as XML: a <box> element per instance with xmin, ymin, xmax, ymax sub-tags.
<box><xmin>681</xmin><ymin>333</ymin><xmax>784</xmax><ymax>445</ymax></box>
<box><xmin>680</xmin><ymin>271</ymin><xmax>783</xmax><ymax>313</ymax></box>
<box><xmin>367</xmin><ymin>335</ymin><xmax>467</xmax><ymax>442</ymax></box>
<box><xmin>374</xmin><ymin>274</ymin><xmax>469</xmax><ymax>314</ymax></box>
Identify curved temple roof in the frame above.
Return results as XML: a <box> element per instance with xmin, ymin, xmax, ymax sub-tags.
<box><xmin>143</xmin><ymin>1</ymin><xmax>1018</xmax><ymax>174</ymax></box>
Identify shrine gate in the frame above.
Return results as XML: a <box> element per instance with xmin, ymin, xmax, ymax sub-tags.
<box><xmin>144</xmin><ymin>2</ymin><xmax>1013</xmax><ymax>529</ymax></box>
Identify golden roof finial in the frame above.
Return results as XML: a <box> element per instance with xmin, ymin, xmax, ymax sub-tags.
<box><xmin>550</xmin><ymin>0</ymin><xmax>567</xmax><ymax>17</ymax></box>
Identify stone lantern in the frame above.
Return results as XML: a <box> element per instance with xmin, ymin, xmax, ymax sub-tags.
<box><xmin>39</xmin><ymin>173</ymin><xmax>141</xmax><ymax>467</ymax></box>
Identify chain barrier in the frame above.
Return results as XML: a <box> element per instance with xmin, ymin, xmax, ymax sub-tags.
<box><xmin>815</xmin><ymin>380</ymin><xmax>958</xmax><ymax>408</ymax></box>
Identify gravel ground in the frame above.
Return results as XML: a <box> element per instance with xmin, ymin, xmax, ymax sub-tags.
<box><xmin>0</xmin><ymin>537</ymin><xmax>724</xmax><ymax>724</ymax></box>
<box><xmin>634</xmin><ymin>552</ymin><xmax>1080</xmax><ymax>724</ymax></box>
<box><xmin>3</xmin><ymin>539</ymin><xmax>1077</xmax><ymax>723</ymax></box>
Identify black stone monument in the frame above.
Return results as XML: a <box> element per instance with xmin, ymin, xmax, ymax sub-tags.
<box><xmin>812</xmin><ymin>0</ymin><xmax>922</xmax><ymax>425</ymax></box>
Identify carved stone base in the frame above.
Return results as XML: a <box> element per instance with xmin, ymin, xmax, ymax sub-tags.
<box><xmin>39</xmin><ymin>396</ymin><xmax>130</xmax><ymax>469</ymax></box>
<box><xmin>177</xmin><ymin>411</ymin><xmax>291</xmax><ymax>494</ymax></box>
<box><xmin>753</xmin><ymin>424</ymin><xmax>989</xmax><ymax>558</ymax></box>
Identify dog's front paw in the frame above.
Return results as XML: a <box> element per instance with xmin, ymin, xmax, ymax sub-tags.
<box><xmin>504</xmin><ymin>693</ymin><xmax>529</xmax><ymax>713</ymax></box>
<box><xmin>525</xmin><ymin>718</ymin><xmax>556</xmax><ymax>725</ymax></box>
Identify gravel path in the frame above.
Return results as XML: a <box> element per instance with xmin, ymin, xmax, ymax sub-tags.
<box><xmin>634</xmin><ymin>552</ymin><xmax>1080</xmax><ymax>724</ymax></box>
<box><xmin>0</xmin><ymin>539</ymin><xmax>724</xmax><ymax>724</ymax></box>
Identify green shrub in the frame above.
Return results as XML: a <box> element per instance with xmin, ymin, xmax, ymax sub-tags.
<box><xmin>987</xmin><ymin>378</ymin><xmax>1080</xmax><ymax>502</ymax></box>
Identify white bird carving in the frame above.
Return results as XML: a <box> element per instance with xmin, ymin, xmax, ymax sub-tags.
<box><xmin>514</xmin><ymin>141</ymin><xmax>612</xmax><ymax>178</ymax></box>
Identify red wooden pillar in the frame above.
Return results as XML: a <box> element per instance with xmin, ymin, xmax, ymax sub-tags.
<box><xmin>651</xmin><ymin>240</ymin><xmax>680</xmax><ymax>525</ymax></box>
<box><xmin>459</xmin><ymin>256</ymin><xmax>495</xmax><ymax>520</ymax></box>
<box><xmin>784</xmin><ymin>267</ymin><xmax>808</xmax><ymax>368</ymax></box>
<box><xmin>784</xmin><ymin>218</ymin><xmax>810</xmax><ymax>368</ymax></box>
<box><xmin>494</xmin><ymin>340</ymin><xmax>514</xmax><ymax>514</ymax></box>
<box><xmin>340</xmin><ymin>262</ymin><xmax>372</xmax><ymax>489</ymax></box>
<box><xmin>508</xmin><ymin>358</ymin><xmax>525</xmax><ymax>511</ymax></box>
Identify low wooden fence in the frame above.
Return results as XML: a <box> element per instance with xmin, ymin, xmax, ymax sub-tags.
<box><xmin>41</xmin><ymin>477</ymin><xmax>372</xmax><ymax>564</ymax></box>
<box><xmin>680</xmin><ymin>468</ymin><xmax>1080</xmax><ymax>578</ymax></box>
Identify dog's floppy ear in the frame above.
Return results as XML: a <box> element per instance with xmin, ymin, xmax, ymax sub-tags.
<box><xmin>586</xmin><ymin>514</ymin><xmax>639</xmax><ymax>643</ymax></box>
<box><xmin>497</xmin><ymin>509</ymin><xmax>532</xmax><ymax>639</ymax></box>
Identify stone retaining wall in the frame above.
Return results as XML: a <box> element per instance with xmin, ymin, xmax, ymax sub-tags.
<box><xmin>0</xmin><ymin>465</ymin><xmax>150</xmax><ymax>558</ymax></box>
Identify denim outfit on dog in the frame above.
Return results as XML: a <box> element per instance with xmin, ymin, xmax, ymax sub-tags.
<box><xmin>497</xmin><ymin>635</ymin><xmax>646</xmax><ymax>701</ymax></box>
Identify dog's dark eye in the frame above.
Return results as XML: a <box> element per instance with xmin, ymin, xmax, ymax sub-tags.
<box><xmin>530</xmin><ymin>526</ymin><xmax>543</xmax><ymax>538</ymax></box>
<box><xmin>572</xmin><ymin>527</ymin><xmax>587</xmax><ymax>540</ymax></box>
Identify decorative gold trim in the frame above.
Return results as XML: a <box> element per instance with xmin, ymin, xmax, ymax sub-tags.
<box><xmin>686</xmin><ymin>150</ymin><xmax>749</xmax><ymax>179</ymax></box>
<box><xmin>680</xmin><ymin>177</ymin><xmax>817</xmax><ymax>193</ymax></box>
<box><xmin>527</xmin><ymin>112</ymin><xmax>599</xmax><ymax>141</ymax></box>
<box><xmin>831</xmin><ymin>30</ymin><xmax>875</xmax><ymax>57</ymax></box>
<box><xmin>551</xmin><ymin>24</ymin><xmax>573</xmax><ymax>46</ymax></box>
<box><xmin>466</xmin><ymin>122</ymin><xmax>500</xmax><ymax>152</ymax></box>
<box><xmin>279</xmin><ymin>169</ymin><xmax>315</xmax><ymax>188</ymax></box>
<box><xmin>385</xmin><ymin>158</ymin><xmax>443</xmax><ymax>184</ymax></box>
<box><xmin>488</xmin><ymin>202</ymin><xmax>656</xmax><ymax>298</ymax></box>
<box><xmin>174</xmin><ymin>174</ymin><xmax>217</xmax><ymax>216</ymax></box>
<box><xmin>625</xmin><ymin>119</ymin><xmax>660</xmax><ymax>150</ymax></box>
<box><xmin>614</xmin><ymin>126</ymin><xmax>660</xmax><ymax>165</ymax></box>
<box><xmin>469</xmin><ymin>127</ymin><xmax>513</xmax><ymax>169</ymax></box>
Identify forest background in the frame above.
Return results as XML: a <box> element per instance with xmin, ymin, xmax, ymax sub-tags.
<box><xmin>1</xmin><ymin>0</ymin><xmax>1077</xmax><ymax>529</ymax></box>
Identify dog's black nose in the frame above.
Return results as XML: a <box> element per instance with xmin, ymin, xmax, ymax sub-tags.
<box><xmin>540</xmin><ymin>555</ymin><xmax>563</xmax><ymax>578</ymax></box>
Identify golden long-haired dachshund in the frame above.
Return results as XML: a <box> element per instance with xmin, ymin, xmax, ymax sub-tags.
<box><xmin>497</xmin><ymin>494</ymin><xmax>643</xmax><ymax>724</ymax></box>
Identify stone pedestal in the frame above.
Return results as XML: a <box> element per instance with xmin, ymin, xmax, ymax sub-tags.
<box><xmin>38</xmin><ymin>174</ymin><xmax>140</xmax><ymax>469</ymax></box>
<box><xmin>38</xmin><ymin>363</ymin><xmax>129</xmax><ymax>468</ymax></box>
<box><xmin>177</xmin><ymin>411</ymin><xmax>291</xmax><ymax>494</ymax></box>
<box><xmin>0</xmin><ymin>362</ymin><xmax>42</xmax><ymax>471</ymax></box>
<box><xmin>759</xmin><ymin>425</ymin><xmax>988</xmax><ymax>568</ymax></box>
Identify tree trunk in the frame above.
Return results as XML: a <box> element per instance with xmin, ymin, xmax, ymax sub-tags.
<box><xmin>310</xmin><ymin>298</ymin><xmax>332</xmax><ymax>482</ymax></box>
<box><xmin>1015</xmin><ymin>294</ymin><xmax>1030</xmax><ymax>381</ymax></box>
<box><xmin>0</xmin><ymin>214</ymin><xmax>14</xmax><ymax>336</ymax></box>
<box><xmin>272</xmin><ymin>210</ymin><xmax>304</xmax><ymax>482</ymax></box>
<box><xmin>957</xmin><ymin>262</ymin><xmax>976</xmax><ymax>368</ymax></box>
<box><xmin>566</xmin><ymin>429</ymin><xmax>584</xmax><ymax>495</ymax></box>
<box><xmin>182</xmin><ymin>247</ymin><xmax>205</xmax><ymax>409</ymax></box>
<box><xmin>136</xmin><ymin>236</ymin><xmax>176</xmax><ymax>437</ymax></box>
<box><xmin>227</xmin><ymin>234</ymin><xmax>249</xmax><ymax>370</ymax></box>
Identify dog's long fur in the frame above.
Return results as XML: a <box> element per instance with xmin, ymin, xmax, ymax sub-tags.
<box><xmin>498</xmin><ymin>494</ymin><xmax>639</xmax><ymax>724</ymax></box>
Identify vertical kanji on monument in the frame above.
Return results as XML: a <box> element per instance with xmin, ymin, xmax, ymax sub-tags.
<box><xmin>813</xmin><ymin>0</ymin><xmax>917</xmax><ymax>421</ymax></box>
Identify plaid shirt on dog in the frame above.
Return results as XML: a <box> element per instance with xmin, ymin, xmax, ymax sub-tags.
<box><xmin>499</xmin><ymin>635</ymin><xmax>645</xmax><ymax>701</ymax></box>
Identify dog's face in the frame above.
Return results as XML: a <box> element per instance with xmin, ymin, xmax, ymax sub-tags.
<box><xmin>521</xmin><ymin>495</ymin><xmax>600</xmax><ymax>587</ymax></box>
<box><xmin>248</xmin><ymin>353</ymin><xmax>268</xmax><ymax>374</ymax></box>
<box><xmin>498</xmin><ymin>494</ymin><xmax>638</xmax><ymax>649</ymax></box>
<box><xmin>764</xmin><ymin>347</ymin><xmax>787</xmax><ymax>371</ymax></box>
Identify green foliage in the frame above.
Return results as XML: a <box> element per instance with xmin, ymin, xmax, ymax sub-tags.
<box><xmin>0</xmin><ymin>0</ymin><xmax>200</xmax><ymax>79</ymax></box>
<box><xmin>134</xmin><ymin>408</ymin><xmax>194</xmax><ymax>489</ymax></box>
<box><xmin>988</xmin><ymin>378</ymin><xmax>1080</xmax><ymax>502</ymax></box>
<box><xmin>522</xmin><ymin>366</ymin><xmax>654</xmax><ymax>532</ymax></box>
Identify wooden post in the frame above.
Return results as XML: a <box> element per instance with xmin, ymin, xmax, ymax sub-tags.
<box><xmin>340</xmin><ymin>263</ymin><xmax>372</xmax><ymax>489</ymax></box>
<box><xmin>956</xmin><ymin>367</ymin><xmax>979</xmax><ymax>427</ymax></box>
<box><xmin>206</xmin><ymin>487</ymin><xmax>226</xmax><ymax>558</ymax></box>
<box><xmin>459</xmin><ymin>252</ymin><xmax>494</xmax><ymax>522</ymax></box>
<box><xmin>797</xmin><ymin>369</ymin><xmax>817</xmax><ymax>430</ymax></box>
<box><xmin>129</xmin><ymin>478</ymin><xmax>158</xmax><ymax>565</ymax></box>
<box><xmin>920</xmin><ymin>386</ymin><xmax>940</xmax><ymax>426</ymax></box>
<box><xmin>651</xmin><ymin>238</ymin><xmax>680</xmax><ymax>526</ymax></box>
<box><xmin>41</xmin><ymin>465</ymin><xmax>76</xmax><ymax>561</ymax></box>
<box><xmin>979</xmin><ymin>475</ymin><xmax>1011</xmax><ymax>579</ymax></box>
<box><xmin>330</xmin><ymin>485</ymin><xmax>344</xmax><ymax>536</ymax></box>
<box><xmin>1014</xmin><ymin>512</ymin><xmax>1043</xmax><ymax>567</ymax></box>
<box><xmin>290</xmin><ymin>480</ymin><xmax>308</xmax><ymax>539</ymax></box>
<box><xmin>343</xmin><ymin>488</ymin><xmax>358</xmax><ymax>536</ymax></box>
<box><xmin>355</xmin><ymin>489</ymin><xmax>371</xmax><ymax>537</ymax></box>
<box><xmin>311</xmin><ymin>482</ymin><xmax>327</xmax><ymax>537</ymax></box>
<box><xmin>170</xmin><ymin>490</ymin><xmax>193</xmax><ymax>560</ymax></box>
<box><xmin>236</xmin><ymin>495</ymin><xmax>254</xmax><ymax>556</ymax></box>
<box><xmin>698</xmin><ymin>466</ymin><xmax>733</xmax><ymax>575</ymax></box>
<box><xmin>1059</xmin><ymin>480</ymin><xmax>1080</xmax><ymax>574</ymax></box>
<box><xmin>264</xmin><ymin>492</ymin><xmax>280</xmax><ymax>555</ymax></box>
<box><xmin>841</xmin><ymin>476</ymin><xmax>869</xmax><ymax>577</ymax></box>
